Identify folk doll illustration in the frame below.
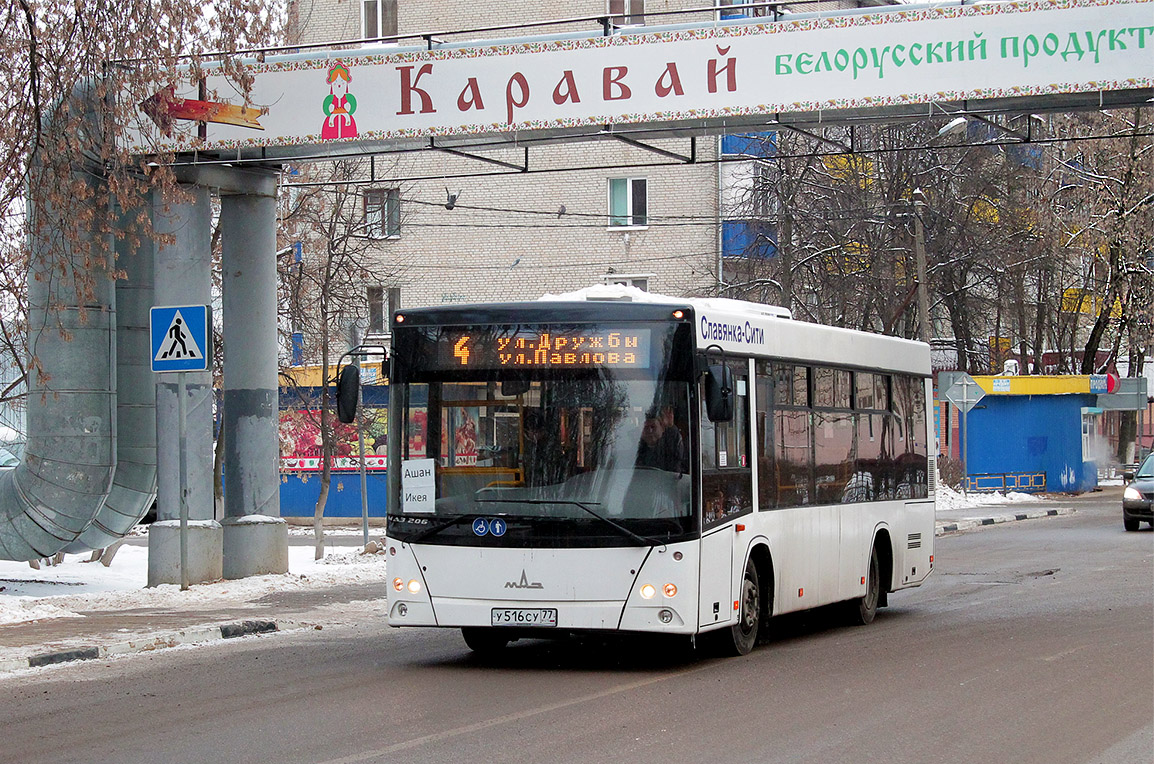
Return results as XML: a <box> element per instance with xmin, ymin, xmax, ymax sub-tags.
<box><xmin>321</xmin><ymin>61</ymin><xmax>358</xmax><ymax>139</ymax></box>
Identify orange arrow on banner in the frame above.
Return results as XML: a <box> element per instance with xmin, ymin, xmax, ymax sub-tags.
<box><xmin>140</xmin><ymin>88</ymin><xmax>267</xmax><ymax>135</ymax></box>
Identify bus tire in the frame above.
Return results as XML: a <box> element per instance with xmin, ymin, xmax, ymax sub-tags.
<box><xmin>461</xmin><ymin>627</ymin><xmax>511</xmax><ymax>654</ymax></box>
<box><xmin>723</xmin><ymin>558</ymin><xmax>761</xmax><ymax>656</ymax></box>
<box><xmin>850</xmin><ymin>544</ymin><xmax>881</xmax><ymax>626</ymax></box>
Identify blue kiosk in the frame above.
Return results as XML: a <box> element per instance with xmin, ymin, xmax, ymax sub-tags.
<box><xmin>952</xmin><ymin>375</ymin><xmax>1124</xmax><ymax>493</ymax></box>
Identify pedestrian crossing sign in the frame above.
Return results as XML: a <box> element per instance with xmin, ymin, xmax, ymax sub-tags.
<box><xmin>150</xmin><ymin>305</ymin><xmax>211</xmax><ymax>373</ymax></box>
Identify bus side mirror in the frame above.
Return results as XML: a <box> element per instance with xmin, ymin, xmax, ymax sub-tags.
<box><xmin>335</xmin><ymin>364</ymin><xmax>360</xmax><ymax>424</ymax></box>
<box><xmin>705</xmin><ymin>364</ymin><xmax>734</xmax><ymax>422</ymax></box>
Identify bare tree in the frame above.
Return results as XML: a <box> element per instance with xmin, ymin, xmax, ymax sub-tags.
<box><xmin>279</xmin><ymin>159</ymin><xmax>408</xmax><ymax>558</ymax></box>
<box><xmin>721</xmin><ymin>113</ymin><xmax>1151</xmax><ymax>396</ymax></box>
<box><xmin>1</xmin><ymin>1</ymin><xmax>281</xmax><ymax>422</ymax></box>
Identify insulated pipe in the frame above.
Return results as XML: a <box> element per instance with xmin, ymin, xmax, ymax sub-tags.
<box><xmin>0</xmin><ymin>84</ymin><xmax>158</xmax><ymax>561</ymax></box>
<box><xmin>65</xmin><ymin>205</ymin><xmax>158</xmax><ymax>551</ymax></box>
<box><xmin>0</xmin><ymin>85</ymin><xmax>118</xmax><ymax>561</ymax></box>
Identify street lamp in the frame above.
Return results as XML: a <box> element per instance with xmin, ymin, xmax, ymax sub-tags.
<box><xmin>911</xmin><ymin>188</ymin><xmax>932</xmax><ymax>345</ymax></box>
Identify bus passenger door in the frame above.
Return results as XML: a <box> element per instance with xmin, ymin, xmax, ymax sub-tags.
<box><xmin>697</xmin><ymin>361</ymin><xmax>753</xmax><ymax>629</ymax></box>
<box><xmin>699</xmin><ymin>526</ymin><xmax>733</xmax><ymax>628</ymax></box>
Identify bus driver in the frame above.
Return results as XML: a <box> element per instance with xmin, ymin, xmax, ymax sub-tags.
<box><xmin>635</xmin><ymin>406</ymin><xmax>687</xmax><ymax>473</ymax></box>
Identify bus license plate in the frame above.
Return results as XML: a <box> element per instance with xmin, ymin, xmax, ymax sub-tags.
<box><xmin>491</xmin><ymin>608</ymin><xmax>557</xmax><ymax>627</ymax></box>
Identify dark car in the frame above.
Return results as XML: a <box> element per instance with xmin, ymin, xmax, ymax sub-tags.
<box><xmin>1122</xmin><ymin>453</ymin><xmax>1154</xmax><ymax>532</ymax></box>
<box><xmin>0</xmin><ymin>446</ymin><xmax>18</xmax><ymax>470</ymax></box>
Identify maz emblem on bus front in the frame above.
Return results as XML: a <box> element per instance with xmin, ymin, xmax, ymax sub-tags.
<box><xmin>505</xmin><ymin>570</ymin><xmax>544</xmax><ymax>589</ymax></box>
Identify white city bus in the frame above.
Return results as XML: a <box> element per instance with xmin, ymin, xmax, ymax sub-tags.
<box><xmin>384</xmin><ymin>287</ymin><xmax>934</xmax><ymax>655</ymax></box>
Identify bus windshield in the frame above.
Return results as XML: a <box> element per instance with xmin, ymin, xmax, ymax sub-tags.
<box><xmin>389</xmin><ymin>320</ymin><xmax>696</xmax><ymax>547</ymax></box>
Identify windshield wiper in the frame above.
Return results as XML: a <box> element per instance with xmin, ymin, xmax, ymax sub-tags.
<box><xmin>477</xmin><ymin>498</ymin><xmax>663</xmax><ymax>547</ymax></box>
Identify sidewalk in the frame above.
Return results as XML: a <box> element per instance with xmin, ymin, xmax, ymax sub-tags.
<box><xmin>0</xmin><ymin>491</ymin><xmax>1092</xmax><ymax>676</ymax></box>
<box><xmin>0</xmin><ymin>542</ymin><xmax>393</xmax><ymax>675</ymax></box>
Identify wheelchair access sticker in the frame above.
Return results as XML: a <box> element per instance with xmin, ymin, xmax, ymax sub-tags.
<box><xmin>472</xmin><ymin>518</ymin><xmax>507</xmax><ymax>537</ymax></box>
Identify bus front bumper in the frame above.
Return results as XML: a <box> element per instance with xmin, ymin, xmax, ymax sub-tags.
<box><xmin>386</xmin><ymin>596</ymin><xmax>693</xmax><ymax>634</ymax></box>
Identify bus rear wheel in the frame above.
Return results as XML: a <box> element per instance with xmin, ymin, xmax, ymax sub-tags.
<box><xmin>461</xmin><ymin>627</ymin><xmax>511</xmax><ymax>654</ymax></box>
<box><xmin>850</xmin><ymin>544</ymin><xmax>881</xmax><ymax>626</ymax></box>
<box><xmin>722</xmin><ymin>559</ymin><xmax>761</xmax><ymax>656</ymax></box>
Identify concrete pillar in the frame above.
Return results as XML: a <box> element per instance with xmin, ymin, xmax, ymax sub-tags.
<box><xmin>220</xmin><ymin>176</ymin><xmax>287</xmax><ymax>578</ymax></box>
<box><xmin>148</xmin><ymin>185</ymin><xmax>222</xmax><ymax>587</ymax></box>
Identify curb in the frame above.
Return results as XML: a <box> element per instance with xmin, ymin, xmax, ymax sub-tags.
<box><xmin>3</xmin><ymin>619</ymin><xmax>280</xmax><ymax>674</ymax></box>
<box><xmin>935</xmin><ymin>506</ymin><xmax>1073</xmax><ymax>536</ymax></box>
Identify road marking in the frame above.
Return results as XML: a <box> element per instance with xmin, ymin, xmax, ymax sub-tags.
<box><xmin>1040</xmin><ymin>644</ymin><xmax>1091</xmax><ymax>662</ymax></box>
<box><xmin>314</xmin><ymin>663</ymin><xmax>710</xmax><ymax>763</ymax></box>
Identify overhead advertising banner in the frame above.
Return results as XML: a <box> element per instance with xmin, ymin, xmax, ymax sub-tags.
<box><xmin>129</xmin><ymin>0</ymin><xmax>1153</xmax><ymax>153</ymax></box>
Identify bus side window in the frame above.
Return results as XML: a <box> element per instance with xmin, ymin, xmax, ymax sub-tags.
<box><xmin>770</xmin><ymin>363</ymin><xmax>813</xmax><ymax>507</ymax></box>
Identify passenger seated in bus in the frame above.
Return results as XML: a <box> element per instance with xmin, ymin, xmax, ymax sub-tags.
<box><xmin>656</xmin><ymin>403</ymin><xmax>690</xmax><ymax>473</ymax></box>
<box><xmin>635</xmin><ymin>407</ymin><xmax>687</xmax><ymax>473</ymax></box>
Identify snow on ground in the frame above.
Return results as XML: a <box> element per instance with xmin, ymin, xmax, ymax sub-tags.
<box><xmin>0</xmin><ymin>600</ymin><xmax>83</xmax><ymax>627</ymax></box>
<box><xmin>935</xmin><ymin>483</ymin><xmax>1043</xmax><ymax>512</ymax></box>
<box><xmin>0</xmin><ymin>537</ymin><xmax>389</xmax><ymax>627</ymax></box>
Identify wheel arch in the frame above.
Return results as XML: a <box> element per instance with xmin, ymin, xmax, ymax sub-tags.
<box><xmin>746</xmin><ymin>540</ymin><xmax>775</xmax><ymax>618</ymax></box>
<box><xmin>872</xmin><ymin>525</ymin><xmax>894</xmax><ymax>606</ymax></box>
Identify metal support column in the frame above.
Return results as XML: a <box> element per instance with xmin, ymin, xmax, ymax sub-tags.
<box><xmin>148</xmin><ymin>185</ymin><xmax>222</xmax><ymax>587</ymax></box>
<box><xmin>220</xmin><ymin>173</ymin><xmax>288</xmax><ymax>578</ymax></box>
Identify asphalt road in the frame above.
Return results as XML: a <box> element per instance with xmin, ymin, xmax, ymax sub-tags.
<box><xmin>2</xmin><ymin>494</ymin><xmax>1150</xmax><ymax>764</ymax></box>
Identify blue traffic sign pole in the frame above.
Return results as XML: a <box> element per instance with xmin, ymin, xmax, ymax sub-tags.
<box><xmin>944</xmin><ymin>376</ymin><xmax>985</xmax><ymax>495</ymax></box>
<box><xmin>151</xmin><ymin>305</ymin><xmax>211</xmax><ymax>591</ymax></box>
<box><xmin>178</xmin><ymin>372</ymin><xmax>189</xmax><ymax>591</ymax></box>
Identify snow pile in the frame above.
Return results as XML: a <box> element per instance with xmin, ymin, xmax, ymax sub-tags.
<box><xmin>936</xmin><ymin>483</ymin><xmax>1043</xmax><ymax>512</ymax></box>
<box><xmin>0</xmin><ymin>599</ymin><xmax>83</xmax><ymax>626</ymax></box>
<box><xmin>0</xmin><ymin>541</ymin><xmax>389</xmax><ymax>626</ymax></box>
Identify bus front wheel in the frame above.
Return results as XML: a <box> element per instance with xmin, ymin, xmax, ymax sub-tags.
<box><xmin>722</xmin><ymin>559</ymin><xmax>761</xmax><ymax>656</ymax></box>
<box><xmin>462</xmin><ymin>627</ymin><xmax>511</xmax><ymax>654</ymax></box>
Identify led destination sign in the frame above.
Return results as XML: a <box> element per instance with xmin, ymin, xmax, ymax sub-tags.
<box><xmin>435</xmin><ymin>327</ymin><xmax>652</xmax><ymax>370</ymax></box>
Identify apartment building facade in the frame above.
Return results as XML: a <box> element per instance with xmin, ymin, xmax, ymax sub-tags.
<box><xmin>282</xmin><ymin>1</ymin><xmax>883</xmax><ymax>336</ymax></box>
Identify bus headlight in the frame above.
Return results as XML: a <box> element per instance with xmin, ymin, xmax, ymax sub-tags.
<box><xmin>392</xmin><ymin>577</ymin><xmax>404</xmax><ymax>591</ymax></box>
<box><xmin>641</xmin><ymin>583</ymin><xmax>677</xmax><ymax>599</ymax></box>
<box><xmin>407</xmin><ymin>579</ymin><xmax>423</xmax><ymax>594</ymax></box>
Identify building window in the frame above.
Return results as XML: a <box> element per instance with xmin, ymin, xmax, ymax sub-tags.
<box><xmin>609</xmin><ymin>0</ymin><xmax>645</xmax><ymax>25</ymax></box>
<box><xmin>367</xmin><ymin>287</ymin><xmax>385</xmax><ymax>334</ymax></box>
<box><xmin>750</xmin><ymin>162</ymin><xmax>775</xmax><ymax>219</ymax></box>
<box><xmin>722</xmin><ymin>220</ymin><xmax>776</xmax><ymax>259</ymax></box>
<box><xmin>717</xmin><ymin>0</ymin><xmax>769</xmax><ymax>19</ymax></box>
<box><xmin>608</xmin><ymin>178</ymin><xmax>647</xmax><ymax>228</ymax></box>
<box><xmin>362</xmin><ymin>0</ymin><xmax>398</xmax><ymax>40</ymax></box>
<box><xmin>720</xmin><ymin>132</ymin><xmax>777</xmax><ymax>158</ymax></box>
<box><xmin>601</xmin><ymin>273</ymin><xmax>652</xmax><ymax>291</ymax></box>
<box><xmin>364</xmin><ymin>188</ymin><xmax>400</xmax><ymax>239</ymax></box>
